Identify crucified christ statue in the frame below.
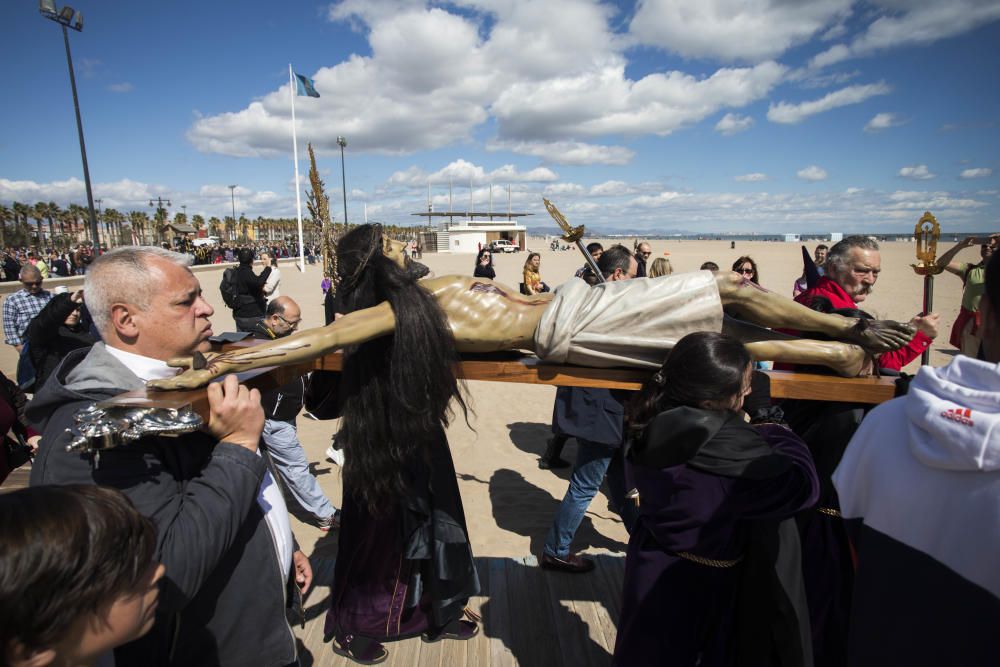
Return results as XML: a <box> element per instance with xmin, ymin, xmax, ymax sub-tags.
<box><xmin>149</xmin><ymin>225</ymin><xmax>915</xmax><ymax>391</ymax></box>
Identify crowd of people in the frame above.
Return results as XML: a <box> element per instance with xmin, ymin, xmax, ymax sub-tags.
<box><xmin>0</xmin><ymin>232</ymin><xmax>997</xmax><ymax>667</ymax></box>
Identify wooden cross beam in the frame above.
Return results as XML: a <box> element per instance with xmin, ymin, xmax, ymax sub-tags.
<box><xmin>101</xmin><ymin>345</ymin><xmax>898</xmax><ymax>417</ymax></box>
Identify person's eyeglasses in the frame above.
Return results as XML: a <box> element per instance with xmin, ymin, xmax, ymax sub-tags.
<box><xmin>739</xmin><ymin>268</ymin><xmax>755</xmax><ymax>275</ymax></box>
<box><xmin>21</xmin><ymin>281</ymin><xmax>41</xmax><ymax>287</ymax></box>
<box><xmin>640</xmin><ymin>251</ymin><xmax>652</xmax><ymax>257</ymax></box>
<box><xmin>276</xmin><ymin>314</ymin><xmax>301</xmax><ymax>329</ymax></box>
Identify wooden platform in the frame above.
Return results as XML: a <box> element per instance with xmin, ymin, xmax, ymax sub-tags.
<box><xmin>104</xmin><ymin>349</ymin><xmax>898</xmax><ymax>415</ymax></box>
<box><xmin>295</xmin><ymin>555</ymin><xmax>624</xmax><ymax>667</ymax></box>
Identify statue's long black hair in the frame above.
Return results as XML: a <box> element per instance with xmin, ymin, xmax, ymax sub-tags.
<box><xmin>334</xmin><ymin>224</ymin><xmax>468</xmax><ymax>515</ymax></box>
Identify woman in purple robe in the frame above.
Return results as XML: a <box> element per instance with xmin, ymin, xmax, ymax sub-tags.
<box><xmin>613</xmin><ymin>332</ymin><xmax>820</xmax><ymax>667</ymax></box>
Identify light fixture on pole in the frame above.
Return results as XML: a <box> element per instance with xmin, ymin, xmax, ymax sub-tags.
<box><xmin>39</xmin><ymin>0</ymin><xmax>101</xmax><ymax>253</ymax></box>
<box><xmin>228</xmin><ymin>185</ymin><xmax>237</xmax><ymax>242</ymax></box>
<box><xmin>337</xmin><ymin>136</ymin><xmax>348</xmax><ymax>226</ymax></box>
<box><xmin>149</xmin><ymin>197</ymin><xmax>171</xmax><ymax>245</ymax></box>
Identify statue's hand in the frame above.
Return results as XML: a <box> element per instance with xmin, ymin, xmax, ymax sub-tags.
<box><xmin>147</xmin><ymin>351</ymin><xmax>227</xmax><ymax>391</ymax></box>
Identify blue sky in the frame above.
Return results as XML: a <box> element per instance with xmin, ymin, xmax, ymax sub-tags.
<box><xmin>2</xmin><ymin>0</ymin><xmax>999</xmax><ymax>233</ymax></box>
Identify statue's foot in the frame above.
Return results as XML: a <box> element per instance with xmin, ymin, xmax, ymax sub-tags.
<box><xmin>843</xmin><ymin>318</ymin><xmax>915</xmax><ymax>353</ymax></box>
<box><xmin>829</xmin><ymin>344</ymin><xmax>875</xmax><ymax>377</ymax></box>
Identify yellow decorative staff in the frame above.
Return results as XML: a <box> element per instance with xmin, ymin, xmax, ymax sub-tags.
<box><xmin>543</xmin><ymin>198</ymin><xmax>605</xmax><ymax>283</ymax></box>
<box><xmin>912</xmin><ymin>211</ymin><xmax>942</xmax><ymax>364</ymax></box>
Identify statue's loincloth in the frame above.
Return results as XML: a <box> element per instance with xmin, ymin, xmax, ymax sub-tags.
<box><xmin>534</xmin><ymin>271</ymin><xmax>723</xmax><ymax>369</ymax></box>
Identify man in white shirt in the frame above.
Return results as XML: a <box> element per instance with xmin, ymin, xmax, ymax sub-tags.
<box><xmin>28</xmin><ymin>246</ymin><xmax>309</xmax><ymax>667</ymax></box>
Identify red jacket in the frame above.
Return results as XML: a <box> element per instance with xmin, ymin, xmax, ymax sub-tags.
<box><xmin>788</xmin><ymin>277</ymin><xmax>931</xmax><ymax>371</ymax></box>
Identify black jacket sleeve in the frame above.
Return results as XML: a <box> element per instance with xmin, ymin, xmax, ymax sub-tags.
<box><xmin>30</xmin><ymin>403</ymin><xmax>268</xmax><ymax>613</ymax></box>
<box><xmin>26</xmin><ymin>292</ymin><xmax>76</xmax><ymax>347</ymax></box>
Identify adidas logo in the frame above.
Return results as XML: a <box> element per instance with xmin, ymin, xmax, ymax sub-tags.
<box><xmin>941</xmin><ymin>407</ymin><xmax>974</xmax><ymax>427</ymax></box>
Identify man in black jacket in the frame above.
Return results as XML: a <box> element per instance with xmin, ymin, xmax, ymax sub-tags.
<box><xmin>28</xmin><ymin>246</ymin><xmax>309</xmax><ymax>667</ymax></box>
<box><xmin>232</xmin><ymin>247</ymin><xmax>271</xmax><ymax>332</ymax></box>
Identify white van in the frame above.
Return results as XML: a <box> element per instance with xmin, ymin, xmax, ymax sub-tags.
<box><xmin>192</xmin><ymin>236</ymin><xmax>220</xmax><ymax>247</ymax></box>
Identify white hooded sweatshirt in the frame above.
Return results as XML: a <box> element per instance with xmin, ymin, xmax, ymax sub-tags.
<box><xmin>834</xmin><ymin>354</ymin><xmax>1000</xmax><ymax>599</ymax></box>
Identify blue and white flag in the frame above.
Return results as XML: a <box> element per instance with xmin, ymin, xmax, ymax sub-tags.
<box><xmin>294</xmin><ymin>73</ymin><xmax>320</xmax><ymax>98</ymax></box>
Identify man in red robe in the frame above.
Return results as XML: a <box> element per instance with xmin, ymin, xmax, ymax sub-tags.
<box><xmin>791</xmin><ymin>235</ymin><xmax>937</xmax><ymax>371</ymax></box>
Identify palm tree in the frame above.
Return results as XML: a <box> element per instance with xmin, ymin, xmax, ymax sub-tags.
<box><xmin>208</xmin><ymin>217</ymin><xmax>221</xmax><ymax>238</ymax></box>
<box><xmin>32</xmin><ymin>202</ymin><xmax>49</xmax><ymax>247</ymax></box>
<box><xmin>12</xmin><ymin>202</ymin><xmax>31</xmax><ymax>247</ymax></box>
<box><xmin>67</xmin><ymin>203</ymin><xmax>90</xmax><ymax>243</ymax></box>
<box><xmin>42</xmin><ymin>201</ymin><xmax>61</xmax><ymax>246</ymax></box>
<box><xmin>0</xmin><ymin>204</ymin><xmax>10</xmax><ymax>249</ymax></box>
<box><xmin>224</xmin><ymin>216</ymin><xmax>236</xmax><ymax>242</ymax></box>
<box><xmin>191</xmin><ymin>214</ymin><xmax>205</xmax><ymax>235</ymax></box>
<box><xmin>103</xmin><ymin>208</ymin><xmax>122</xmax><ymax>247</ymax></box>
<box><xmin>129</xmin><ymin>210</ymin><xmax>151</xmax><ymax>245</ymax></box>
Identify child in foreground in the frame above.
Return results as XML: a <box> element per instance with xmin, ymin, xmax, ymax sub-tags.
<box><xmin>0</xmin><ymin>485</ymin><xmax>164</xmax><ymax>667</ymax></box>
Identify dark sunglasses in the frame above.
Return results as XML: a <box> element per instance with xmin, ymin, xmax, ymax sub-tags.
<box><xmin>21</xmin><ymin>280</ymin><xmax>42</xmax><ymax>287</ymax></box>
<box><xmin>739</xmin><ymin>268</ymin><xmax>755</xmax><ymax>275</ymax></box>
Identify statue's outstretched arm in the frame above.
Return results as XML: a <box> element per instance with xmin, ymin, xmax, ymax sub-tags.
<box><xmin>148</xmin><ymin>302</ymin><xmax>396</xmax><ymax>390</ymax></box>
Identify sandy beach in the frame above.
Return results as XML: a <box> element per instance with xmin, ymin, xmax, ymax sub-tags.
<box><xmin>0</xmin><ymin>237</ymin><xmax>976</xmax><ymax>561</ymax></box>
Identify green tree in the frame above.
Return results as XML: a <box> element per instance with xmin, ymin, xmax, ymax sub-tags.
<box><xmin>32</xmin><ymin>202</ymin><xmax>49</xmax><ymax>246</ymax></box>
<box><xmin>0</xmin><ymin>204</ymin><xmax>10</xmax><ymax>249</ymax></box>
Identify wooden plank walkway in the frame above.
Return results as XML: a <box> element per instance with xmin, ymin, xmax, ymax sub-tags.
<box><xmin>295</xmin><ymin>555</ymin><xmax>624</xmax><ymax>667</ymax></box>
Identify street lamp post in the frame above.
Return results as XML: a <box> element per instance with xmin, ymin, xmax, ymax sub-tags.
<box><xmin>228</xmin><ymin>185</ymin><xmax>237</xmax><ymax>242</ymax></box>
<box><xmin>337</xmin><ymin>136</ymin><xmax>348</xmax><ymax>226</ymax></box>
<box><xmin>39</xmin><ymin>0</ymin><xmax>101</xmax><ymax>254</ymax></box>
<box><xmin>149</xmin><ymin>196</ymin><xmax>171</xmax><ymax>246</ymax></box>
<box><xmin>94</xmin><ymin>197</ymin><xmax>102</xmax><ymax>248</ymax></box>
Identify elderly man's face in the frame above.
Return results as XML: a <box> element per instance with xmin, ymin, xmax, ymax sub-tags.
<box><xmin>131</xmin><ymin>258</ymin><xmax>215</xmax><ymax>360</ymax></box>
<box><xmin>269</xmin><ymin>302</ymin><xmax>301</xmax><ymax>337</ymax></box>
<box><xmin>21</xmin><ymin>271</ymin><xmax>43</xmax><ymax>295</ymax></box>
<box><xmin>835</xmin><ymin>247</ymin><xmax>881</xmax><ymax>303</ymax></box>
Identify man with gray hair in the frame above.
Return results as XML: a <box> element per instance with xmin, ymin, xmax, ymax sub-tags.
<box><xmin>3</xmin><ymin>264</ymin><xmax>52</xmax><ymax>352</ymax></box>
<box><xmin>795</xmin><ymin>235</ymin><xmax>937</xmax><ymax>371</ymax></box>
<box><xmin>27</xmin><ymin>246</ymin><xmax>310</xmax><ymax>667</ymax></box>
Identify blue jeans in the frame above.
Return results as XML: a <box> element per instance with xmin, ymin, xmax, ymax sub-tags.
<box><xmin>543</xmin><ymin>438</ymin><xmax>637</xmax><ymax>559</ymax></box>
<box><xmin>262</xmin><ymin>418</ymin><xmax>337</xmax><ymax>520</ymax></box>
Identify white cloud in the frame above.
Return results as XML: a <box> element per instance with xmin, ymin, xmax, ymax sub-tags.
<box><xmin>188</xmin><ymin>4</ymin><xmax>786</xmax><ymax>158</ymax></box>
<box><xmin>899</xmin><ymin>165</ymin><xmax>935</xmax><ymax>180</ymax></box>
<box><xmin>735</xmin><ymin>173</ymin><xmax>768</xmax><ymax>182</ymax></box>
<box><xmin>715</xmin><ymin>113</ymin><xmax>754</xmax><ymax>136</ymax></box>
<box><xmin>542</xmin><ymin>182</ymin><xmax>586</xmax><ymax>196</ymax></box>
<box><xmin>493</xmin><ymin>61</ymin><xmax>787</xmax><ymax>140</ymax></box>
<box><xmin>864</xmin><ymin>112</ymin><xmax>905</xmax><ymax>133</ymax></box>
<box><xmin>810</xmin><ymin>1</ymin><xmax>1000</xmax><ymax>68</ymax></box>
<box><xmin>487</xmin><ymin>140</ymin><xmax>635</xmax><ymax>166</ymax></box>
<box><xmin>589</xmin><ymin>181</ymin><xmax>636</xmax><ymax>197</ymax></box>
<box><xmin>629</xmin><ymin>0</ymin><xmax>852</xmax><ymax>62</ymax></box>
<box><xmin>797</xmin><ymin>165</ymin><xmax>828</xmax><ymax>181</ymax></box>
<box><xmin>387</xmin><ymin>159</ymin><xmax>558</xmax><ymax>188</ymax></box>
<box><xmin>961</xmin><ymin>168</ymin><xmax>993</xmax><ymax>179</ymax></box>
<box><xmin>107</xmin><ymin>82</ymin><xmax>134</xmax><ymax>93</ymax></box>
<box><xmin>768</xmin><ymin>82</ymin><xmax>891</xmax><ymax>124</ymax></box>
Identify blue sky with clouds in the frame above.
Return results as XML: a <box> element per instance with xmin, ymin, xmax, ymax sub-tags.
<box><xmin>2</xmin><ymin>0</ymin><xmax>999</xmax><ymax>233</ymax></box>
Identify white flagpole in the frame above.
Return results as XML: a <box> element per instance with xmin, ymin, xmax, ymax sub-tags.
<box><xmin>289</xmin><ymin>65</ymin><xmax>306</xmax><ymax>273</ymax></box>
<box><xmin>364</xmin><ymin>202</ymin><xmax>368</xmax><ymax>223</ymax></box>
